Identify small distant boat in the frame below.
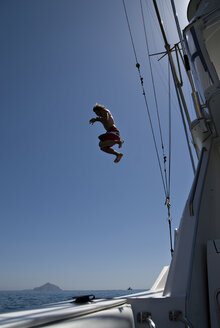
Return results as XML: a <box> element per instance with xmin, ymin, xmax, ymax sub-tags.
<box><xmin>127</xmin><ymin>287</ymin><xmax>132</xmax><ymax>291</ymax></box>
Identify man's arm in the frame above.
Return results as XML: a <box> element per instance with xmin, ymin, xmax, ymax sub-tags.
<box><xmin>89</xmin><ymin>117</ymin><xmax>102</xmax><ymax>125</ymax></box>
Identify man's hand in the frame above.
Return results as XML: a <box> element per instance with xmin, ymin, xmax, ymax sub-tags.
<box><xmin>89</xmin><ymin>118</ymin><xmax>96</xmax><ymax>125</ymax></box>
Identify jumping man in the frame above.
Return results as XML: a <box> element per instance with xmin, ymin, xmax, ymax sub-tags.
<box><xmin>89</xmin><ymin>104</ymin><xmax>124</xmax><ymax>163</ymax></box>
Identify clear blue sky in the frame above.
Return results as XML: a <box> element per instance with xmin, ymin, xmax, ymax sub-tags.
<box><xmin>0</xmin><ymin>0</ymin><xmax>195</xmax><ymax>290</ymax></box>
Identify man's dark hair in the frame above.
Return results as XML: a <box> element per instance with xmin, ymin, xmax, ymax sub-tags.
<box><xmin>93</xmin><ymin>103</ymin><xmax>106</xmax><ymax>112</ymax></box>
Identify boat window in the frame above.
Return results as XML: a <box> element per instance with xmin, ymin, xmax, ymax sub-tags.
<box><xmin>203</xmin><ymin>17</ymin><xmax>220</xmax><ymax>80</ymax></box>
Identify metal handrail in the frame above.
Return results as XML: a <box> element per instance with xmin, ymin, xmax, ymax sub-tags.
<box><xmin>179</xmin><ymin>316</ymin><xmax>194</xmax><ymax>328</ymax></box>
<box><xmin>146</xmin><ymin>317</ymin><xmax>156</xmax><ymax>328</ymax></box>
<box><xmin>169</xmin><ymin>311</ymin><xmax>194</xmax><ymax>328</ymax></box>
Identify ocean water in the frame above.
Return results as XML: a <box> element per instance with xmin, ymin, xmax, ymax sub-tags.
<box><xmin>0</xmin><ymin>289</ymin><xmax>144</xmax><ymax>314</ymax></box>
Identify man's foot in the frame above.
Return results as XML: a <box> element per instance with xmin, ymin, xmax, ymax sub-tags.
<box><xmin>114</xmin><ymin>153</ymin><xmax>123</xmax><ymax>163</ymax></box>
<box><xmin>118</xmin><ymin>140</ymin><xmax>124</xmax><ymax>149</ymax></box>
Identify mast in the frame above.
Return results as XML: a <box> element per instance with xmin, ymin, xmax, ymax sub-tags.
<box><xmin>152</xmin><ymin>0</ymin><xmax>196</xmax><ymax>173</ymax></box>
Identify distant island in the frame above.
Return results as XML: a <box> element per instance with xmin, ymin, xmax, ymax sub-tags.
<box><xmin>33</xmin><ymin>282</ymin><xmax>62</xmax><ymax>291</ymax></box>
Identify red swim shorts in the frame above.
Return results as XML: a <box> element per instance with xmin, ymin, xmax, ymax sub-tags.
<box><xmin>98</xmin><ymin>126</ymin><xmax>120</xmax><ymax>142</ymax></box>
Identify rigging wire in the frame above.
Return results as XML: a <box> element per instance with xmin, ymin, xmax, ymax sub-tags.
<box><xmin>167</xmin><ymin>60</ymin><xmax>174</xmax><ymax>255</ymax></box>
<box><xmin>122</xmin><ymin>0</ymin><xmax>175</xmax><ymax>255</ymax></box>
<box><xmin>122</xmin><ymin>0</ymin><xmax>167</xmax><ymax>196</ymax></box>
<box><xmin>121</xmin><ymin>0</ymin><xmax>139</xmax><ymax>64</ymax></box>
<box><xmin>144</xmin><ymin>0</ymin><xmax>181</xmax><ymax>115</ymax></box>
<box><xmin>168</xmin><ymin>60</ymin><xmax>171</xmax><ymax>198</ymax></box>
<box><xmin>139</xmin><ymin>0</ymin><xmax>169</xmax><ymax>199</ymax></box>
<box><xmin>140</xmin><ymin>0</ymin><xmax>173</xmax><ymax>255</ymax></box>
<box><xmin>140</xmin><ymin>0</ymin><xmax>172</xmax><ymax>202</ymax></box>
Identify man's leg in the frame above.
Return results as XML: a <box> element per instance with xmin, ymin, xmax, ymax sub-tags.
<box><xmin>110</xmin><ymin>139</ymin><xmax>124</xmax><ymax>149</ymax></box>
<box><xmin>118</xmin><ymin>139</ymin><xmax>124</xmax><ymax>148</ymax></box>
<box><xmin>99</xmin><ymin>140</ymin><xmax>123</xmax><ymax>163</ymax></box>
